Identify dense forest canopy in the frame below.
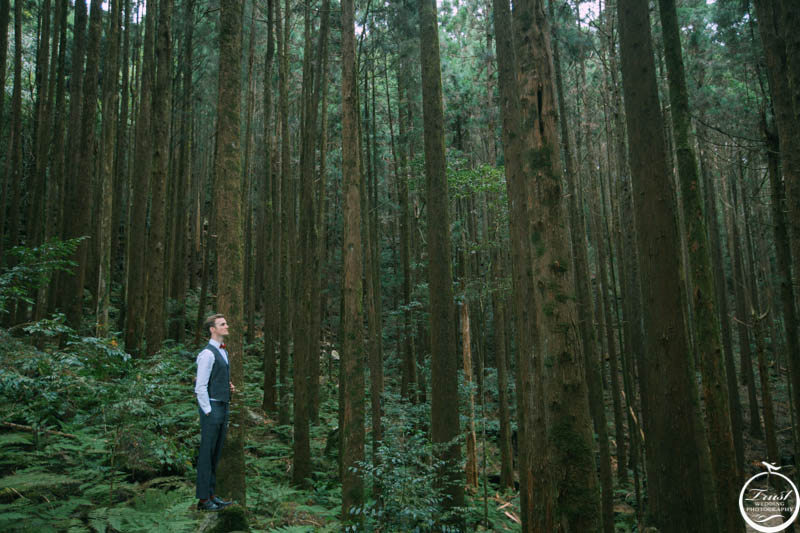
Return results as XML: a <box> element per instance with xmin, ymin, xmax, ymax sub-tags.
<box><xmin>1</xmin><ymin>0</ymin><xmax>800</xmax><ymax>530</ymax></box>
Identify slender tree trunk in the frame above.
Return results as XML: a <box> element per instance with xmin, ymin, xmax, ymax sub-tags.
<box><xmin>112</xmin><ymin>0</ymin><xmax>132</xmax><ymax>292</ymax></box>
<box><xmin>169</xmin><ymin>0</ymin><xmax>194</xmax><ymax>344</ymax></box>
<box><xmin>491</xmin><ymin>253</ymin><xmax>514</xmax><ymax>491</ymax></box>
<box><xmin>340</xmin><ymin>0</ymin><xmax>365</xmax><ymax>520</ymax></box>
<box><xmin>418</xmin><ymin>0</ymin><xmax>465</xmax><ymax>521</ymax></box>
<box><xmin>213</xmin><ymin>0</ymin><xmax>246</xmax><ymax>506</ymax></box>
<box><xmin>96</xmin><ymin>0</ymin><xmax>122</xmax><ymax>337</ymax></box>
<box><xmin>277</xmin><ymin>0</ymin><xmax>291</xmax><ymax>428</ymax></box>
<box><xmin>748</xmin><ymin>190</ymin><xmax>779</xmax><ymax>463</ymax></box>
<box><xmin>461</xmin><ymin>300</ymin><xmax>479</xmax><ymax>489</ymax></box>
<box><xmin>124</xmin><ymin>0</ymin><xmax>156</xmax><ymax>356</ymax></box>
<box><xmin>752</xmin><ymin>0</ymin><xmax>800</xmax><ymax>444</ymax></box>
<box><xmin>617</xmin><ymin>0</ymin><xmax>715</xmax><ymax>528</ymax></box>
<box><xmin>552</xmin><ymin>7</ymin><xmax>613</xmax><ymax>529</ymax></box>
<box><xmin>492</xmin><ymin>0</ymin><xmax>539</xmax><ymax>524</ymax></box>
<box><xmin>368</xmin><ymin>60</ymin><xmax>384</xmax><ymax>488</ymax></box>
<box><xmin>764</xmin><ymin>121</ymin><xmax>800</xmax><ymax>462</ymax></box>
<box><xmin>309</xmin><ymin>0</ymin><xmax>331</xmax><ymax>424</ymax></box>
<box><xmin>0</xmin><ymin>0</ymin><xmax>8</xmax><ymax>265</ymax></box>
<box><xmin>395</xmin><ymin>68</ymin><xmax>416</xmax><ymax>401</ymax></box>
<box><xmin>145</xmin><ymin>0</ymin><xmax>173</xmax><ymax>355</ymax></box>
<box><xmin>657</xmin><ymin>0</ymin><xmax>742</xmax><ymax>527</ymax></box>
<box><xmin>44</xmin><ymin>0</ymin><xmax>68</xmax><ymax>296</ymax></box>
<box><xmin>1</xmin><ymin>0</ymin><xmax>22</xmax><ymax>269</ymax></box>
<box><xmin>63</xmin><ymin>0</ymin><xmax>104</xmax><ymax>330</ymax></box>
<box><xmin>261</xmin><ymin>0</ymin><xmax>277</xmax><ymax>413</ymax></box>
<box><xmin>242</xmin><ymin>3</ymin><xmax>257</xmax><ymax>345</ymax></box>
<box><xmin>700</xmin><ymin>146</ymin><xmax>745</xmax><ymax>472</ymax></box>
<box><xmin>28</xmin><ymin>0</ymin><xmax>52</xmax><ymax>252</ymax></box>
<box><xmin>292</xmin><ymin>0</ymin><xmax>320</xmax><ymax>487</ymax></box>
<box><xmin>728</xmin><ymin>169</ymin><xmax>763</xmax><ymax>438</ymax></box>
<box><xmin>0</xmin><ymin>0</ymin><xmax>8</xmax><ymax>150</ymax></box>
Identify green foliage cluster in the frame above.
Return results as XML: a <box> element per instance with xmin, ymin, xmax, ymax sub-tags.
<box><xmin>0</xmin><ymin>322</ymin><xmax>201</xmax><ymax>532</ymax></box>
<box><xmin>0</xmin><ymin>238</ymin><xmax>85</xmax><ymax>315</ymax></box>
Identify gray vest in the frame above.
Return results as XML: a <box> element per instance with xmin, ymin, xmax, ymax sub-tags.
<box><xmin>205</xmin><ymin>344</ymin><xmax>230</xmax><ymax>403</ymax></box>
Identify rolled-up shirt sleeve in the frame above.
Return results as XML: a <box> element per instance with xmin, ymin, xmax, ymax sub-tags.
<box><xmin>195</xmin><ymin>349</ymin><xmax>214</xmax><ymax>415</ymax></box>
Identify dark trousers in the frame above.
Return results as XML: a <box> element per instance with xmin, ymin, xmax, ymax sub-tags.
<box><xmin>196</xmin><ymin>401</ymin><xmax>229</xmax><ymax>499</ymax></box>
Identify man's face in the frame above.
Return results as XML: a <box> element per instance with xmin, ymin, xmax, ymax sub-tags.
<box><xmin>211</xmin><ymin>317</ymin><xmax>229</xmax><ymax>337</ymax></box>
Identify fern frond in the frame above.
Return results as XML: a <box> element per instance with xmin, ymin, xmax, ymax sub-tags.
<box><xmin>0</xmin><ymin>433</ymin><xmax>33</xmax><ymax>447</ymax></box>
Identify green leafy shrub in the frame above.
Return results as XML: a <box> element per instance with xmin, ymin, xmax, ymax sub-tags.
<box><xmin>0</xmin><ymin>238</ymin><xmax>85</xmax><ymax>315</ymax></box>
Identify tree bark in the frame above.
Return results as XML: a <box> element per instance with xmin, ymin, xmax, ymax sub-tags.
<box><xmin>340</xmin><ymin>0</ymin><xmax>365</xmax><ymax>520</ymax></box>
<box><xmin>418</xmin><ymin>0</ymin><xmax>465</xmax><ymax>521</ymax></box>
<box><xmin>213</xmin><ymin>0</ymin><xmax>246</xmax><ymax>505</ymax></box>
<box><xmin>656</xmin><ymin>0</ymin><xmax>742</xmax><ymax>527</ymax></box>
<box><xmin>64</xmin><ymin>0</ymin><xmax>104</xmax><ymax>330</ymax></box>
<box><xmin>552</xmin><ymin>6</ymin><xmax>613</xmax><ymax>528</ymax></box>
<box><xmin>145</xmin><ymin>0</ymin><xmax>173</xmax><ymax>355</ymax></box>
<box><xmin>261</xmin><ymin>0</ymin><xmax>277</xmax><ymax>413</ymax></box>
<box><xmin>277</xmin><ymin>0</ymin><xmax>291</xmax><ymax>428</ymax></box>
<box><xmin>124</xmin><ymin>0</ymin><xmax>156</xmax><ymax>356</ymax></box>
<box><xmin>617</xmin><ymin>0</ymin><xmax>715</xmax><ymax>528</ymax></box>
<box><xmin>96</xmin><ymin>0</ymin><xmax>122</xmax><ymax>337</ymax></box>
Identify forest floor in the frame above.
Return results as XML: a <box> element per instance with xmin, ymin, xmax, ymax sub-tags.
<box><xmin>0</xmin><ymin>325</ymin><xmax>526</xmax><ymax>532</ymax></box>
<box><xmin>1</xmin><ymin>320</ymin><xmax>787</xmax><ymax>532</ymax></box>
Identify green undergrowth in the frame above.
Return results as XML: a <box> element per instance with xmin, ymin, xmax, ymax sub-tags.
<box><xmin>0</xmin><ymin>318</ymin><xmax>528</xmax><ymax>532</ymax></box>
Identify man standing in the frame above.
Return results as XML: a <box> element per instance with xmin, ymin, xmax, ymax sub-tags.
<box><xmin>195</xmin><ymin>313</ymin><xmax>236</xmax><ymax>511</ymax></box>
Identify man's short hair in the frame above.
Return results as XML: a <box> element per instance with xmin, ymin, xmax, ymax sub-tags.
<box><xmin>203</xmin><ymin>314</ymin><xmax>225</xmax><ymax>336</ymax></box>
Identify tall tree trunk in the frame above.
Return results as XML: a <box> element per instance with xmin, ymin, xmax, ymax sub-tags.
<box><xmin>64</xmin><ymin>0</ymin><xmax>104</xmax><ymax>330</ymax></box>
<box><xmin>764</xmin><ymin>119</ymin><xmax>800</xmax><ymax>463</ymax></box>
<box><xmin>748</xmin><ymin>187</ymin><xmax>779</xmax><ymax>463</ymax></box>
<box><xmin>461</xmin><ymin>300</ymin><xmax>479</xmax><ymax>489</ymax></box>
<box><xmin>169</xmin><ymin>0</ymin><xmax>194</xmax><ymax>344</ymax></box>
<box><xmin>277</xmin><ymin>0</ymin><xmax>291</xmax><ymax>428</ymax></box>
<box><xmin>1</xmin><ymin>0</ymin><xmax>22</xmax><ymax>269</ymax></box>
<box><xmin>28</xmin><ymin>0</ymin><xmax>52</xmax><ymax>252</ymax></box>
<box><xmin>700</xmin><ymin>145</ymin><xmax>745</xmax><ymax>472</ymax></box>
<box><xmin>728</xmin><ymin>169</ymin><xmax>763</xmax><ymax>438</ymax></box>
<box><xmin>309</xmin><ymin>0</ymin><xmax>331</xmax><ymax>424</ymax></box>
<box><xmin>492</xmin><ymin>0</ymin><xmax>539</xmax><ymax>524</ymax></box>
<box><xmin>617</xmin><ymin>0</ymin><xmax>715</xmax><ymax>529</ymax></box>
<box><xmin>552</xmin><ymin>6</ymin><xmax>613</xmax><ymax>529</ymax></box>
<box><xmin>512</xmin><ymin>0</ymin><xmax>602</xmax><ymax>529</ymax></box>
<box><xmin>0</xmin><ymin>0</ymin><xmax>8</xmax><ymax>153</ymax></box>
<box><xmin>261</xmin><ymin>0</ymin><xmax>277</xmax><ymax>413</ymax></box>
<box><xmin>242</xmin><ymin>3</ymin><xmax>257</xmax><ymax>345</ymax></box>
<box><xmin>33</xmin><ymin>0</ymin><xmax>61</xmax><ymax>320</ymax></box>
<box><xmin>124</xmin><ymin>0</ymin><xmax>156</xmax><ymax>356</ymax></box>
<box><xmin>367</xmin><ymin>60</ymin><xmax>384</xmax><ymax>491</ymax></box>
<box><xmin>96</xmin><ymin>0</ymin><xmax>122</xmax><ymax>337</ymax></box>
<box><xmin>491</xmin><ymin>252</ymin><xmax>514</xmax><ymax>491</ymax></box>
<box><xmin>145</xmin><ymin>0</ymin><xmax>173</xmax><ymax>355</ymax></box>
<box><xmin>213</xmin><ymin>0</ymin><xmax>246</xmax><ymax>506</ymax></box>
<box><xmin>752</xmin><ymin>0</ymin><xmax>800</xmax><ymax>444</ymax></box>
<box><xmin>45</xmin><ymin>0</ymin><xmax>68</xmax><ymax>293</ymax></box>
<box><xmin>418</xmin><ymin>0</ymin><xmax>465</xmax><ymax>521</ymax></box>
<box><xmin>292</xmin><ymin>0</ymin><xmax>319</xmax><ymax>488</ymax></box>
<box><xmin>112</xmin><ymin>0</ymin><xmax>132</xmax><ymax>292</ymax></box>
<box><xmin>657</xmin><ymin>0</ymin><xmax>742</xmax><ymax>528</ymax></box>
<box><xmin>395</xmin><ymin>68</ymin><xmax>416</xmax><ymax>401</ymax></box>
<box><xmin>340</xmin><ymin>0</ymin><xmax>365</xmax><ymax>520</ymax></box>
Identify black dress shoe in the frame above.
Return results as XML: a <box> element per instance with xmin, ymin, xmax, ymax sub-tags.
<box><xmin>211</xmin><ymin>495</ymin><xmax>232</xmax><ymax>507</ymax></box>
<box><xmin>197</xmin><ymin>499</ymin><xmax>222</xmax><ymax>511</ymax></box>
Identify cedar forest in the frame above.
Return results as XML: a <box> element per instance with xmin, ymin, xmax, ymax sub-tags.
<box><xmin>0</xmin><ymin>0</ymin><xmax>798</xmax><ymax>530</ymax></box>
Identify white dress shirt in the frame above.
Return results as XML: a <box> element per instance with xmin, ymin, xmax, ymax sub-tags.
<box><xmin>195</xmin><ymin>339</ymin><xmax>229</xmax><ymax>415</ymax></box>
